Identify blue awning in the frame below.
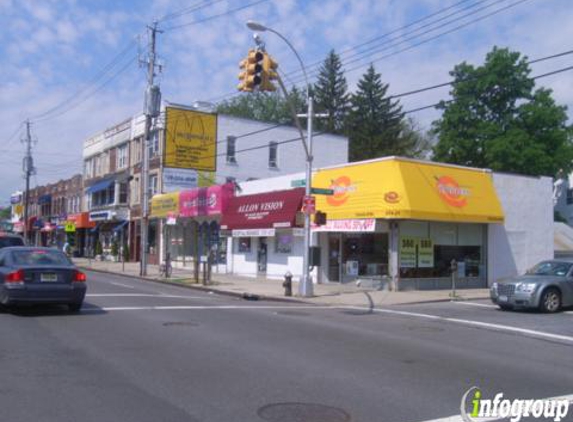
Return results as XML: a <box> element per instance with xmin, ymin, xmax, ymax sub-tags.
<box><xmin>113</xmin><ymin>220</ymin><xmax>129</xmax><ymax>233</ymax></box>
<box><xmin>38</xmin><ymin>194</ymin><xmax>52</xmax><ymax>205</ymax></box>
<box><xmin>86</xmin><ymin>179</ymin><xmax>115</xmax><ymax>194</ymax></box>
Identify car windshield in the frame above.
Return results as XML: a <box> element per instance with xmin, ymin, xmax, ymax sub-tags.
<box><xmin>528</xmin><ymin>261</ymin><xmax>572</xmax><ymax>277</ymax></box>
<box><xmin>0</xmin><ymin>237</ymin><xmax>24</xmax><ymax>248</ymax></box>
<box><xmin>11</xmin><ymin>249</ymin><xmax>71</xmax><ymax>266</ymax></box>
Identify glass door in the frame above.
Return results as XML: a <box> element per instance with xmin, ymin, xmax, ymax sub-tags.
<box><xmin>328</xmin><ymin>234</ymin><xmax>341</xmax><ymax>282</ymax></box>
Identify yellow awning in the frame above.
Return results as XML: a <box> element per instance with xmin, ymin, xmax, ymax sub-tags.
<box><xmin>150</xmin><ymin>192</ymin><xmax>179</xmax><ymax>218</ymax></box>
<box><xmin>313</xmin><ymin>157</ymin><xmax>504</xmax><ymax>223</ymax></box>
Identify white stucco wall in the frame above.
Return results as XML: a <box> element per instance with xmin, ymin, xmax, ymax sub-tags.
<box><xmin>488</xmin><ymin>173</ymin><xmax>553</xmax><ymax>284</ymax></box>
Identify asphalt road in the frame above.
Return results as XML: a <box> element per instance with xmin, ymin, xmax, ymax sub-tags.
<box><xmin>0</xmin><ymin>271</ymin><xmax>572</xmax><ymax>422</ymax></box>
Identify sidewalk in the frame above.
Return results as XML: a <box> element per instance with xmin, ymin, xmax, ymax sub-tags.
<box><xmin>74</xmin><ymin>258</ymin><xmax>491</xmax><ymax>307</ymax></box>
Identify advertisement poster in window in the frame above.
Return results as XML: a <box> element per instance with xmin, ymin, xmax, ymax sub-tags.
<box><xmin>418</xmin><ymin>238</ymin><xmax>434</xmax><ymax>268</ymax></box>
<box><xmin>164</xmin><ymin>107</ymin><xmax>217</xmax><ymax>171</ymax></box>
<box><xmin>399</xmin><ymin>237</ymin><xmax>417</xmax><ymax>268</ymax></box>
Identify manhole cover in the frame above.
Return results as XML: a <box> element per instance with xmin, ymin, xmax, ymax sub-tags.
<box><xmin>275</xmin><ymin>311</ymin><xmax>311</xmax><ymax>317</ymax></box>
<box><xmin>162</xmin><ymin>321</ymin><xmax>199</xmax><ymax>327</ymax></box>
<box><xmin>257</xmin><ymin>402</ymin><xmax>351</xmax><ymax>422</ymax></box>
<box><xmin>407</xmin><ymin>326</ymin><xmax>443</xmax><ymax>332</ymax></box>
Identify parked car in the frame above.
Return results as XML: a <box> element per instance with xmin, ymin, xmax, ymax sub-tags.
<box><xmin>490</xmin><ymin>260</ymin><xmax>573</xmax><ymax>313</ymax></box>
<box><xmin>0</xmin><ymin>247</ymin><xmax>87</xmax><ymax>312</ymax></box>
<box><xmin>0</xmin><ymin>233</ymin><xmax>25</xmax><ymax>248</ymax></box>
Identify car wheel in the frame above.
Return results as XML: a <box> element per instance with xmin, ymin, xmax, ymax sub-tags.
<box><xmin>539</xmin><ymin>288</ymin><xmax>561</xmax><ymax>313</ymax></box>
<box><xmin>68</xmin><ymin>303</ymin><xmax>82</xmax><ymax>313</ymax></box>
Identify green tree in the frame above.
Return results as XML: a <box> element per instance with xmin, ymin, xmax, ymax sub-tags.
<box><xmin>216</xmin><ymin>87</ymin><xmax>306</xmax><ymax>125</ymax></box>
<box><xmin>432</xmin><ymin>47</ymin><xmax>573</xmax><ymax>177</ymax></box>
<box><xmin>313</xmin><ymin>50</ymin><xmax>349</xmax><ymax>134</ymax></box>
<box><xmin>347</xmin><ymin>64</ymin><xmax>427</xmax><ymax>161</ymax></box>
<box><xmin>0</xmin><ymin>207</ymin><xmax>11</xmax><ymax>220</ymax></box>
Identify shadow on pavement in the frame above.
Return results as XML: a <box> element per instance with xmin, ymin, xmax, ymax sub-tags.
<box><xmin>0</xmin><ymin>302</ymin><xmax>107</xmax><ymax>317</ymax></box>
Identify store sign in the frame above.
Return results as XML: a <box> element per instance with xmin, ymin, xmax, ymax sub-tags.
<box><xmin>232</xmin><ymin>228</ymin><xmax>275</xmax><ymax>237</ymax></box>
<box><xmin>400</xmin><ymin>237</ymin><xmax>434</xmax><ymax>268</ymax></box>
<box><xmin>399</xmin><ymin>237</ymin><xmax>417</xmax><ymax>268</ymax></box>
<box><xmin>327</xmin><ymin>176</ymin><xmax>357</xmax><ymax>207</ymax></box>
<box><xmin>418</xmin><ymin>238</ymin><xmax>434</xmax><ymax>268</ymax></box>
<box><xmin>89</xmin><ymin>211</ymin><xmax>112</xmax><ymax>222</ymax></box>
<box><xmin>436</xmin><ymin>175</ymin><xmax>469</xmax><ymax>208</ymax></box>
<box><xmin>164</xmin><ymin>107</ymin><xmax>217</xmax><ymax>171</ymax></box>
<box><xmin>179</xmin><ymin>183</ymin><xmax>233</xmax><ymax>217</ymax></box>
<box><xmin>221</xmin><ymin>188</ymin><xmax>304</xmax><ymax>230</ymax></box>
<box><xmin>312</xmin><ymin>218</ymin><xmax>376</xmax><ymax>232</ymax></box>
<box><xmin>150</xmin><ymin>192</ymin><xmax>179</xmax><ymax>218</ymax></box>
<box><xmin>163</xmin><ymin>168</ymin><xmax>198</xmax><ymax>193</ymax></box>
<box><xmin>10</xmin><ymin>193</ymin><xmax>22</xmax><ymax>204</ymax></box>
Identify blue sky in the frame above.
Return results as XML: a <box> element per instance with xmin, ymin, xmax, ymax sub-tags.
<box><xmin>1</xmin><ymin>0</ymin><xmax>572</xmax><ymax>204</ymax></box>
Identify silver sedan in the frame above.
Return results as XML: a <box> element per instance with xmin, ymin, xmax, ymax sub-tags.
<box><xmin>490</xmin><ymin>260</ymin><xmax>573</xmax><ymax>313</ymax></box>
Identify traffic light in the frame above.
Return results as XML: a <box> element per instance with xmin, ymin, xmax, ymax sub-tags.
<box><xmin>238</xmin><ymin>49</ymin><xmax>264</xmax><ymax>92</ymax></box>
<box><xmin>261</xmin><ymin>52</ymin><xmax>278</xmax><ymax>92</ymax></box>
<box><xmin>315</xmin><ymin>211</ymin><xmax>327</xmax><ymax>226</ymax></box>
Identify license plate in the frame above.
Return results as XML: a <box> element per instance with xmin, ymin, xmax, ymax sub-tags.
<box><xmin>40</xmin><ymin>273</ymin><xmax>58</xmax><ymax>282</ymax></box>
<box><xmin>498</xmin><ymin>295</ymin><xmax>508</xmax><ymax>302</ymax></box>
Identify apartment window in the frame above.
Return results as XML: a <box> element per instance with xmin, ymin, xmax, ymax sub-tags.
<box><xmin>117</xmin><ymin>144</ymin><xmax>128</xmax><ymax>170</ymax></box>
<box><xmin>268</xmin><ymin>141</ymin><xmax>278</xmax><ymax>168</ymax></box>
<box><xmin>148</xmin><ymin>131</ymin><xmax>160</xmax><ymax>158</ymax></box>
<box><xmin>226</xmin><ymin>136</ymin><xmax>236</xmax><ymax>164</ymax></box>
<box><xmin>132</xmin><ymin>177</ymin><xmax>140</xmax><ymax>204</ymax></box>
<box><xmin>119</xmin><ymin>182</ymin><xmax>128</xmax><ymax>204</ymax></box>
<box><xmin>567</xmin><ymin>188</ymin><xmax>573</xmax><ymax>205</ymax></box>
<box><xmin>149</xmin><ymin>174</ymin><xmax>158</xmax><ymax>196</ymax></box>
<box><xmin>132</xmin><ymin>138</ymin><xmax>142</xmax><ymax>165</ymax></box>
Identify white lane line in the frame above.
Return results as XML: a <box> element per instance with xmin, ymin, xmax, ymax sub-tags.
<box><xmin>414</xmin><ymin>393</ymin><xmax>573</xmax><ymax>422</ymax></box>
<box><xmin>109</xmin><ymin>282</ymin><xmax>136</xmax><ymax>289</ymax></box>
<box><xmin>453</xmin><ymin>301</ymin><xmax>497</xmax><ymax>309</ymax></box>
<box><xmin>84</xmin><ymin>305</ymin><xmax>330</xmax><ymax>312</ymax></box>
<box><xmin>86</xmin><ymin>293</ymin><xmax>208</xmax><ymax>299</ymax></box>
<box><xmin>343</xmin><ymin>306</ymin><xmax>573</xmax><ymax>344</ymax></box>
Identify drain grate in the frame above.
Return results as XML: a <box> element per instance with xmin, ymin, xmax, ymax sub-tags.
<box><xmin>257</xmin><ymin>402</ymin><xmax>351</xmax><ymax>422</ymax></box>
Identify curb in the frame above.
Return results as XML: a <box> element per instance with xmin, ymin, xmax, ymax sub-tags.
<box><xmin>79</xmin><ymin>266</ymin><xmax>307</xmax><ymax>304</ymax></box>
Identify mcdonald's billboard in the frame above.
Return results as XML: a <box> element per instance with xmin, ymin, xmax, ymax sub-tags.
<box><xmin>164</xmin><ymin>107</ymin><xmax>217</xmax><ymax>171</ymax></box>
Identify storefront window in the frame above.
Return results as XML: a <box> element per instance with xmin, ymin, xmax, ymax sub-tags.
<box><xmin>399</xmin><ymin>223</ymin><xmax>486</xmax><ymax>279</ymax></box>
<box><xmin>342</xmin><ymin>233</ymin><xmax>388</xmax><ymax>277</ymax></box>
<box><xmin>238</xmin><ymin>237</ymin><xmax>251</xmax><ymax>253</ymax></box>
<box><xmin>275</xmin><ymin>233</ymin><xmax>293</xmax><ymax>253</ymax></box>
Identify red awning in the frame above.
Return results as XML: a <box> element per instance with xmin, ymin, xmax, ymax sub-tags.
<box><xmin>220</xmin><ymin>188</ymin><xmax>304</xmax><ymax>230</ymax></box>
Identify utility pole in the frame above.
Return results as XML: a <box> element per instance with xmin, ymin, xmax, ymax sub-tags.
<box><xmin>22</xmin><ymin>120</ymin><xmax>35</xmax><ymax>245</ymax></box>
<box><xmin>140</xmin><ymin>21</ymin><xmax>162</xmax><ymax>276</ymax></box>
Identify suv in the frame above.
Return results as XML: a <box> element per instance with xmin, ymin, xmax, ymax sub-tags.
<box><xmin>0</xmin><ymin>234</ymin><xmax>25</xmax><ymax>249</ymax></box>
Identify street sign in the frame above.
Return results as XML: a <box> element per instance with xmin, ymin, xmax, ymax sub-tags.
<box><xmin>302</xmin><ymin>195</ymin><xmax>316</xmax><ymax>215</ymax></box>
<box><xmin>290</xmin><ymin>179</ymin><xmax>306</xmax><ymax>188</ymax></box>
<box><xmin>311</xmin><ymin>187</ymin><xmax>334</xmax><ymax>195</ymax></box>
<box><xmin>64</xmin><ymin>222</ymin><xmax>76</xmax><ymax>233</ymax></box>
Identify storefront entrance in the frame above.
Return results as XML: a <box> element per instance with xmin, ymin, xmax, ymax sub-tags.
<box><xmin>257</xmin><ymin>237</ymin><xmax>267</xmax><ymax>274</ymax></box>
<box><xmin>326</xmin><ymin>232</ymin><xmax>389</xmax><ymax>283</ymax></box>
<box><xmin>328</xmin><ymin>235</ymin><xmax>341</xmax><ymax>282</ymax></box>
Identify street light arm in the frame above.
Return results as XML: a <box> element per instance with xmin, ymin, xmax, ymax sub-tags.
<box><xmin>264</xmin><ymin>27</ymin><xmax>310</xmax><ymax>96</ymax></box>
<box><xmin>276</xmin><ymin>73</ymin><xmax>310</xmax><ymax>160</ymax></box>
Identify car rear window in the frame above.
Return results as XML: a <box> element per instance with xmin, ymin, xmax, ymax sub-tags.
<box><xmin>0</xmin><ymin>237</ymin><xmax>24</xmax><ymax>248</ymax></box>
<box><xmin>10</xmin><ymin>250</ymin><xmax>71</xmax><ymax>266</ymax></box>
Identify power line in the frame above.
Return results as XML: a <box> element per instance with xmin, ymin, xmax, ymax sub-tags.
<box><xmin>34</xmin><ymin>55</ymin><xmax>138</xmax><ymax>124</ymax></box>
<box><xmin>158</xmin><ymin>0</ymin><xmax>227</xmax><ymax>22</ymax></box>
<box><xmin>31</xmin><ymin>40</ymin><xmax>138</xmax><ymax>123</ymax></box>
<box><xmin>164</xmin><ymin>0</ymin><xmax>272</xmax><ymax>31</ymax></box>
<box><xmin>402</xmin><ymin>63</ymin><xmax>573</xmax><ymax>115</ymax></box>
<box><xmin>289</xmin><ymin>0</ymin><xmax>533</xmax><ymax>86</ymax></box>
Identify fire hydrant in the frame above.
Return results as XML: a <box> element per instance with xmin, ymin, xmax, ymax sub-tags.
<box><xmin>283</xmin><ymin>271</ymin><xmax>293</xmax><ymax>297</ymax></box>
